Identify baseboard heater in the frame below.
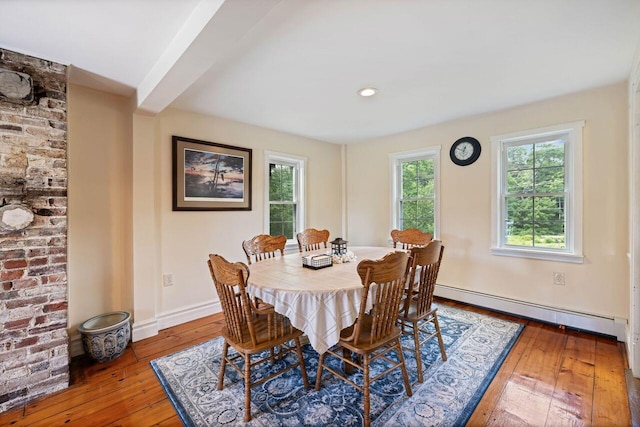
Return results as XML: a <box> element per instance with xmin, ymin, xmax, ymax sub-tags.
<box><xmin>435</xmin><ymin>284</ymin><xmax>627</xmax><ymax>342</ymax></box>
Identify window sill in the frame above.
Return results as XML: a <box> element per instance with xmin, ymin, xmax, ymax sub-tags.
<box><xmin>491</xmin><ymin>247</ymin><xmax>584</xmax><ymax>264</ymax></box>
<box><xmin>284</xmin><ymin>241</ymin><xmax>299</xmax><ymax>253</ymax></box>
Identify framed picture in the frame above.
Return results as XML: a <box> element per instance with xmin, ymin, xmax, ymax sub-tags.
<box><xmin>172</xmin><ymin>136</ymin><xmax>252</xmax><ymax>211</ymax></box>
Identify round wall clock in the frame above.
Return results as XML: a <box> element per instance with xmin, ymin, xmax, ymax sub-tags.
<box><xmin>450</xmin><ymin>136</ymin><xmax>481</xmax><ymax>166</ymax></box>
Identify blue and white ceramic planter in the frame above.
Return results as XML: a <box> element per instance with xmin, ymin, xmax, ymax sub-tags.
<box><xmin>78</xmin><ymin>311</ymin><xmax>131</xmax><ymax>363</ymax></box>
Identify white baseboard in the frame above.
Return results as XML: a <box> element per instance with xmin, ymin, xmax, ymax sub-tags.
<box><xmin>435</xmin><ymin>284</ymin><xmax>627</xmax><ymax>341</ymax></box>
<box><xmin>69</xmin><ymin>334</ymin><xmax>83</xmax><ymax>358</ymax></box>
<box><xmin>156</xmin><ymin>299</ymin><xmax>221</xmax><ymax>331</ymax></box>
<box><xmin>70</xmin><ymin>300</ymin><xmax>222</xmax><ymax>358</ymax></box>
<box><xmin>132</xmin><ymin>317</ymin><xmax>160</xmax><ymax>342</ymax></box>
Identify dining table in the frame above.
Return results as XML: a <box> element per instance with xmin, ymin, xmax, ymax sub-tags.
<box><xmin>246</xmin><ymin>246</ymin><xmax>400</xmax><ymax>354</ymax></box>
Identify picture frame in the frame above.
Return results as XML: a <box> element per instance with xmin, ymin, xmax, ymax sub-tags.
<box><xmin>172</xmin><ymin>136</ymin><xmax>252</xmax><ymax>211</ymax></box>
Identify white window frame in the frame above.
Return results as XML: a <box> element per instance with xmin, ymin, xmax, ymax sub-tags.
<box><xmin>389</xmin><ymin>146</ymin><xmax>441</xmax><ymax>239</ymax></box>
<box><xmin>491</xmin><ymin>121</ymin><xmax>584</xmax><ymax>263</ymax></box>
<box><xmin>264</xmin><ymin>151</ymin><xmax>306</xmax><ymax>250</ymax></box>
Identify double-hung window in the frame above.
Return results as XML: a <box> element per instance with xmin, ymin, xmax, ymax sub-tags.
<box><xmin>389</xmin><ymin>147</ymin><xmax>440</xmax><ymax>236</ymax></box>
<box><xmin>264</xmin><ymin>151</ymin><xmax>306</xmax><ymax>245</ymax></box>
<box><xmin>491</xmin><ymin>121</ymin><xmax>584</xmax><ymax>263</ymax></box>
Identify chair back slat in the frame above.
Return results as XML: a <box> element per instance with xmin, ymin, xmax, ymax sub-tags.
<box><xmin>391</xmin><ymin>228</ymin><xmax>432</xmax><ymax>249</ymax></box>
<box><xmin>405</xmin><ymin>241</ymin><xmax>444</xmax><ymax>317</ymax></box>
<box><xmin>208</xmin><ymin>254</ymin><xmax>254</xmax><ymax>344</ymax></box>
<box><xmin>242</xmin><ymin>234</ymin><xmax>287</xmax><ymax>264</ymax></box>
<box><xmin>355</xmin><ymin>251</ymin><xmax>409</xmax><ymax>346</ymax></box>
<box><xmin>296</xmin><ymin>228</ymin><xmax>330</xmax><ymax>252</ymax></box>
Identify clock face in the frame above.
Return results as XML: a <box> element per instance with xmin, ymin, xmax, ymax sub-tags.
<box><xmin>454</xmin><ymin>142</ymin><xmax>474</xmax><ymax>160</ymax></box>
<box><xmin>450</xmin><ymin>137</ymin><xmax>481</xmax><ymax>166</ymax></box>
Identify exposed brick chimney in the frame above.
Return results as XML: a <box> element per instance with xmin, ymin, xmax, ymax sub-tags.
<box><xmin>0</xmin><ymin>48</ymin><xmax>69</xmax><ymax>412</ymax></box>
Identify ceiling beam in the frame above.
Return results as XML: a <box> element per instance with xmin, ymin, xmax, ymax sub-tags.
<box><xmin>136</xmin><ymin>0</ymin><xmax>280</xmax><ymax>114</ymax></box>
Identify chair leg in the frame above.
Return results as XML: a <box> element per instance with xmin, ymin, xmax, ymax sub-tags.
<box><xmin>412</xmin><ymin>319</ymin><xmax>424</xmax><ymax>383</ymax></box>
<box><xmin>396</xmin><ymin>339</ymin><xmax>413</xmax><ymax>398</ymax></box>
<box><xmin>243</xmin><ymin>353</ymin><xmax>252</xmax><ymax>422</ymax></box>
<box><xmin>343</xmin><ymin>348</ymin><xmax>354</xmax><ymax>374</ymax></box>
<box><xmin>363</xmin><ymin>352</ymin><xmax>371</xmax><ymax>427</ymax></box>
<box><xmin>217</xmin><ymin>341</ymin><xmax>229</xmax><ymax>390</ymax></box>
<box><xmin>294</xmin><ymin>337</ymin><xmax>309</xmax><ymax>388</ymax></box>
<box><xmin>315</xmin><ymin>352</ymin><xmax>326</xmax><ymax>390</ymax></box>
<box><xmin>433</xmin><ymin>312</ymin><xmax>447</xmax><ymax>361</ymax></box>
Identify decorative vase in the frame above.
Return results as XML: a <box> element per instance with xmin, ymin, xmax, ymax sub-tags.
<box><xmin>78</xmin><ymin>311</ymin><xmax>131</xmax><ymax>363</ymax></box>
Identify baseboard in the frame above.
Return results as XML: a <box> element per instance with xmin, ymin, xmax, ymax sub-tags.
<box><xmin>132</xmin><ymin>317</ymin><xmax>160</xmax><ymax>342</ymax></box>
<box><xmin>69</xmin><ymin>333</ymin><xmax>84</xmax><ymax>358</ymax></box>
<box><xmin>156</xmin><ymin>299</ymin><xmax>221</xmax><ymax>331</ymax></box>
<box><xmin>70</xmin><ymin>301</ymin><xmax>221</xmax><ymax>358</ymax></box>
<box><xmin>435</xmin><ymin>284</ymin><xmax>627</xmax><ymax>341</ymax></box>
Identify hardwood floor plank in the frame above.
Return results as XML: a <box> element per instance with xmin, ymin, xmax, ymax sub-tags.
<box><xmin>486</xmin><ymin>324</ymin><xmax>567</xmax><ymax>426</ymax></box>
<box><xmin>27</xmin><ymin>377</ymin><xmax>167</xmax><ymax>427</ymax></box>
<box><xmin>545</xmin><ymin>332</ymin><xmax>596</xmax><ymax>427</ymax></box>
<box><xmin>3</xmin><ymin>368</ymin><xmax>160</xmax><ymax>426</ymax></box>
<box><xmin>593</xmin><ymin>337</ymin><xmax>631</xmax><ymax>426</ymax></box>
<box><xmin>102</xmin><ymin>398</ymin><xmax>179</xmax><ymax>426</ymax></box>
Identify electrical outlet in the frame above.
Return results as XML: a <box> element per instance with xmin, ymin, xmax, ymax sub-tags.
<box><xmin>553</xmin><ymin>272</ymin><xmax>565</xmax><ymax>286</ymax></box>
<box><xmin>163</xmin><ymin>273</ymin><xmax>174</xmax><ymax>287</ymax></box>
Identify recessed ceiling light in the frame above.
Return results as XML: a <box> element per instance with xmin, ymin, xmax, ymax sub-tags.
<box><xmin>358</xmin><ymin>87</ymin><xmax>377</xmax><ymax>97</ymax></box>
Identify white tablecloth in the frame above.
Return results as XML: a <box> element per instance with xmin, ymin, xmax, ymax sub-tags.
<box><xmin>246</xmin><ymin>246</ymin><xmax>397</xmax><ymax>354</ymax></box>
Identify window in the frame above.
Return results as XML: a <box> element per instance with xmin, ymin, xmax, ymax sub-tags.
<box><xmin>491</xmin><ymin>121</ymin><xmax>584</xmax><ymax>263</ymax></box>
<box><xmin>389</xmin><ymin>147</ymin><xmax>440</xmax><ymax>236</ymax></box>
<box><xmin>264</xmin><ymin>151</ymin><xmax>306</xmax><ymax>244</ymax></box>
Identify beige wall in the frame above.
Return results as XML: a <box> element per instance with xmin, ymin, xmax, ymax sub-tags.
<box><xmin>68</xmin><ymin>86</ymin><xmax>342</xmax><ymax>344</ymax></box>
<box><xmin>147</xmin><ymin>108</ymin><xmax>343</xmax><ymax>319</ymax></box>
<box><xmin>67</xmin><ymin>84</ymin><xmax>133</xmax><ymax>331</ymax></box>
<box><xmin>346</xmin><ymin>82</ymin><xmax>629</xmax><ymax>320</ymax></box>
<box><xmin>67</xmin><ymin>80</ymin><xmax>630</xmax><ymax>346</ymax></box>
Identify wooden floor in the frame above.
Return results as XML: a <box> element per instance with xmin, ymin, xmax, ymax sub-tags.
<box><xmin>0</xmin><ymin>298</ymin><xmax>632</xmax><ymax>426</ymax></box>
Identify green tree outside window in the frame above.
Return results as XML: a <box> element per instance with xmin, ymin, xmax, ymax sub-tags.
<box><xmin>399</xmin><ymin>159</ymin><xmax>435</xmax><ymax>233</ymax></box>
<box><xmin>504</xmin><ymin>139</ymin><xmax>566</xmax><ymax>248</ymax></box>
<box><xmin>269</xmin><ymin>163</ymin><xmax>296</xmax><ymax>239</ymax></box>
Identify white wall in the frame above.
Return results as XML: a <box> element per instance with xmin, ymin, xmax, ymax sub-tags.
<box><xmin>346</xmin><ymin>83</ymin><xmax>629</xmax><ymax>321</ymax></box>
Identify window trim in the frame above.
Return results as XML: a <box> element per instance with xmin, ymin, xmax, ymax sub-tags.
<box><xmin>490</xmin><ymin>121</ymin><xmax>584</xmax><ymax>263</ymax></box>
<box><xmin>389</xmin><ymin>146</ymin><xmax>441</xmax><ymax>239</ymax></box>
<box><xmin>264</xmin><ymin>151</ymin><xmax>306</xmax><ymax>250</ymax></box>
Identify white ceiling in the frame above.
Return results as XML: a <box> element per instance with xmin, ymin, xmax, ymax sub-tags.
<box><xmin>1</xmin><ymin>0</ymin><xmax>639</xmax><ymax>144</ymax></box>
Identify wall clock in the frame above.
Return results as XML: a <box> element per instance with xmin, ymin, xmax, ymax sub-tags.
<box><xmin>450</xmin><ymin>136</ymin><xmax>481</xmax><ymax>166</ymax></box>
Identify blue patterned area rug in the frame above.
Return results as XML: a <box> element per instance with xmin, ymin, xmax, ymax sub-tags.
<box><xmin>150</xmin><ymin>305</ymin><xmax>523</xmax><ymax>426</ymax></box>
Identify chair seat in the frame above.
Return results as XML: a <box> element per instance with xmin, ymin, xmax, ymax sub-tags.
<box><xmin>398</xmin><ymin>298</ymin><xmax>438</xmax><ymax>322</ymax></box>
<box><xmin>339</xmin><ymin>314</ymin><xmax>403</xmax><ymax>353</ymax></box>
<box><xmin>222</xmin><ymin>314</ymin><xmax>303</xmax><ymax>355</ymax></box>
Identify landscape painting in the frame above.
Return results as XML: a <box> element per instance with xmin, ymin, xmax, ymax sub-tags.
<box><xmin>172</xmin><ymin>136</ymin><xmax>252</xmax><ymax>211</ymax></box>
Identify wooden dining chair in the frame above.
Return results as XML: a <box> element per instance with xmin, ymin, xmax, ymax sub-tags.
<box><xmin>241</xmin><ymin>234</ymin><xmax>287</xmax><ymax>311</ymax></box>
<box><xmin>390</xmin><ymin>228</ymin><xmax>433</xmax><ymax>250</ymax></box>
<box><xmin>398</xmin><ymin>240</ymin><xmax>447</xmax><ymax>383</ymax></box>
<box><xmin>242</xmin><ymin>234</ymin><xmax>287</xmax><ymax>264</ymax></box>
<box><xmin>207</xmin><ymin>254</ymin><xmax>309</xmax><ymax>422</ymax></box>
<box><xmin>315</xmin><ymin>251</ymin><xmax>412</xmax><ymax>427</ymax></box>
<box><xmin>296</xmin><ymin>228</ymin><xmax>330</xmax><ymax>253</ymax></box>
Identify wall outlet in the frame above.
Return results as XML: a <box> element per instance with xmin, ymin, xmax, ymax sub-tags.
<box><xmin>163</xmin><ymin>273</ymin><xmax>174</xmax><ymax>287</ymax></box>
<box><xmin>553</xmin><ymin>272</ymin><xmax>565</xmax><ymax>286</ymax></box>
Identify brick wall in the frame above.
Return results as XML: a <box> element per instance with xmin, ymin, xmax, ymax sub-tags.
<box><xmin>0</xmin><ymin>48</ymin><xmax>69</xmax><ymax>412</ymax></box>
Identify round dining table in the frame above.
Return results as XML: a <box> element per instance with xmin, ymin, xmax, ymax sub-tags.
<box><xmin>246</xmin><ymin>246</ymin><xmax>399</xmax><ymax>354</ymax></box>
